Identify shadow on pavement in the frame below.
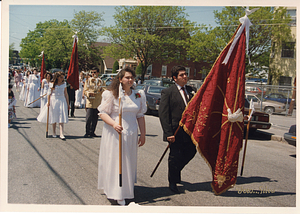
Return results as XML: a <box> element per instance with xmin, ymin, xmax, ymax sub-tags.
<box><xmin>245</xmin><ymin>130</ymin><xmax>273</xmax><ymax>141</ymax></box>
<box><xmin>133</xmin><ymin>176</ymin><xmax>295</xmax><ymax>205</ymax></box>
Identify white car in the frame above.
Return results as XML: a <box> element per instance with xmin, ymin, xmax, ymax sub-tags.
<box><xmin>245</xmin><ymin>93</ymin><xmax>286</xmax><ymax>114</ymax></box>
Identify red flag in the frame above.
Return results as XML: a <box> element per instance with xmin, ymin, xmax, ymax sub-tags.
<box><xmin>179</xmin><ymin>23</ymin><xmax>246</xmax><ymax>195</ymax></box>
<box><xmin>67</xmin><ymin>37</ymin><xmax>79</xmax><ymax>90</ymax></box>
<box><xmin>40</xmin><ymin>52</ymin><xmax>46</xmax><ymax>83</ymax></box>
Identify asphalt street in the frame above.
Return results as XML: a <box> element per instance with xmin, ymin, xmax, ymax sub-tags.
<box><xmin>4</xmin><ymin>88</ymin><xmax>297</xmax><ymax>212</ymax></box>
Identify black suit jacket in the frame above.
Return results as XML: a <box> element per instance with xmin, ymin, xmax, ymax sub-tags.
<box><xmin>159</xmin><ymin>84</ymin><xmax>195</xmax><ymax>141</ymax></box>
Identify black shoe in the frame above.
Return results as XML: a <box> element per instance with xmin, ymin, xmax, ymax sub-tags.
<box><xmin>90</xmin><ymin>133</ymin><xmax>98</xmax><ymax>137</ymax></box>
<box><xmin>83</xmin><ymin>134</ymin><xmax>90</xmax><ymax>138</ymax></box>
<box><xmin>71</xmin><ymin>115</ymin><xmax>75</xmax><ymax>118</ymax></box>
<box><xmin>169</xmin><ymin>182</ymin><xmax>180</xmax><ymax>194</ymax></box>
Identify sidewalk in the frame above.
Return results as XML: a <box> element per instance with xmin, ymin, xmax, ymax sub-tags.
<box><xmin>261</xmin><ymin>111</ymin><xmax>296</xmax><ymax>144</ymax></box>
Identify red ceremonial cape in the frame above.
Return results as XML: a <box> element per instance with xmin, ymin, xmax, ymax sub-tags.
<box><xmin>179</xmin><ymin>24</ymin><xmax>246</xmax><ymax>195</ymax></box>
<box><xmin>40</xmin><ymin>53</ymin><xmax>46</xmax><ymax>83</ymax></box>
<box><xmin>67</xmin><ymin>38</ymin><xmax>79</xmax><ymax>90</ymax></box>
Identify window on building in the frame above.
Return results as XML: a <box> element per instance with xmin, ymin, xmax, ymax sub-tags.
<box><xmin>147</xmin><ymin>64</ymin><xmax>152</xmax><ymax>75</ymax></box>
<box><xmin>185</xmin><ymin>67</ymin><xmax>190</xmax><ymax>77</ymax></box>
<box><xmin>281</xmin><ymin>42</ymin><xmax>295</xmax><ymax>58</ymax></box>
<box><xmin>161</xmin><ymin>65</ymin><xmax>167</xmax><ymax>76</ymax></box>
<box><xmin>287</xmin><ymin>9</ymin><xmax>296</xmax><ymax>26</ymax></box>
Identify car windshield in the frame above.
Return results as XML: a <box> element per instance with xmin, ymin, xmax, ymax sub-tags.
<box><xmin>144</xmin><ymin>80</ymin><xmax>162</xmax><ymax>86</ymax></box>
<box><xmin>148</xmin><ymin>87</ymin><xmax>164</xmax><ymax>94</ymax></box>
<box><xmin>135</xmin><ymin>85</ymin><xmax>145</xmax><ymax>90</ymax></box>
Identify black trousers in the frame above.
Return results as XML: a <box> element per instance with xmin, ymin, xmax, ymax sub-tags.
<box><xmin>168</xmin><ymin>127</ymin><xmax>197</xmax><ymax>184</ymax></box>
<box><xmin>68</xmin><ymin>100</ymin><xmax>75</xmax><ymax>116</ymax></box>
<box><xmin>85</xmin><ymin>108</ymin><xmax>99</xmax><ymax>135</ymax></box>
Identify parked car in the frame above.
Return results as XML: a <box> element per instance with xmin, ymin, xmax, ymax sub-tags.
<box><xmin>245</xmin><ymin>93</ymin><xmax>286</xmax><ymax>114</ymax></box>
<box><xmin>137</xmin><ymin>85</ymin><xmax>166</xmax><ymax>114</ymax></box>
<box><xmin>284</xmin><ymin>125</ymin><xmax>296</xmax><ymax>146</ymax></box>
<box><xmin>244</xmin><ymin>98</ymin><xmax>271</xmax><ymax>134</ymax></box>
<box><xmin>100</xmin><ymin>73</ymin><xmax>117</xmax><ymax>80</ymax></box>
<box><xmin>187</xmin><ymin>80</ymin><xmax>203</xmax><ymax>91</ymax></box>
<box><xmin>245</xmin><ymin>85</ymin><xmax>266</xmax><ymax>95</ymax></box>
<box><xmin>143</xmin><ymin>78</ymin><xmax>174</xmax><ymax>87</ymax></box>
<box><xmin>264</xmin><ymin>93</ymin><xmax>292</xmax><ymax>104</ymax></box>
<box><xmin>50</xmin><ymin>68</ymin><xmax>64</xmax><ymax>73</ymax></box>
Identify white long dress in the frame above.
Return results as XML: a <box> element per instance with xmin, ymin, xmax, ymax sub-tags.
<box><xmin>81</xmin><ymin>78</ymin><xmax>87</xmax><ymax>107</ymax></box>
<box><xmin>19</xmin><ymin>76</ymin><xmax>27</xmax><ymax>101</ymax></box>
<box><xmin>40</xmin><ymin>79</ymin><xmax>50</xmax><ymax>111</ymax></box>
<box><xmin>37</xmin><ymin>82</ymin><xmax>69</xmax><ymax>124</ymax></box>
<box><xmin>97</xmin><ymin>89</ymin><xmax>146</xmax><ymax>200</ymax></box>
<box><xmin>74</xmin><ymin>79</ymin><xmax>84</xmax><ymax>108</ymax></box>
<box><xmin>25</xmin><ymin>74</ymin><xmax>40</xmax><ymax>108</ymax></box>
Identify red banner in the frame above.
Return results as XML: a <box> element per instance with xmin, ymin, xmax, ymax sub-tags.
<box><xmin>67</xmin><ymin>38</ymin><xmax>79</xmax><ymax>90</ymax></box>
<box><xmin>179</xmin><ymin>24</ymin><xmax>246</xmax><ymax>195</ymax></box>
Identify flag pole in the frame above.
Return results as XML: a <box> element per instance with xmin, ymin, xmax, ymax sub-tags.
<box><xmin>25</xmin><ymin>87</ymin><xmax>29</xmax><ymax>106</ymax></box>
<box><xmin>150</xmin><ymin>125</ymin><xmax>180</xmax><ymax>177</ymax></box>
<box><xmin>240</xmin><ymin>109</ymin><xmax>252</xmax><ymax>176</ymax></box>
<box><xmin>46</xmin><ymin>100</ymin><xmax>50</xmax><ymax>138</ymax></box>
<box><xmin>119</xmin><ymin>97</ymin><xmax>122</xmax><ymax>187</ymax></box>
<box><xmin>46</xmin><ymin>90</ymin><xmax>52</xmax><ymax>138</ymax></box>
<box><xmin>27</xmin><ymin>93</ymin><xmax>47</xmax><ymax>106</ymax></box>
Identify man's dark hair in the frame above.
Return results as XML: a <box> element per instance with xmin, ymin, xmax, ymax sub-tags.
<box><xmin>91</xmin><ymin>67</ymin><xmax>99</xmax><ymax>73</ymax></box>
<box><xmin>171</xmin><ymin>65</ymin><xmax>186</xmax><ymax>80</ymax></box>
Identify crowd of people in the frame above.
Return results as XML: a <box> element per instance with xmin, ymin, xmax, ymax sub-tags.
<box><xmin>8</xmin><ymin>68</ymin><xmax>90</xmax><ymax>111</ymax></box>
<box><xmin>9</xmin><ymin>65</ymin><xmax>196</xmax><ymax>206</ymax></box>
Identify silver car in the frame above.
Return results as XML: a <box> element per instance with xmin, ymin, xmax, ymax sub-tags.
<box><xmin>245</xmin><ymin>93</ymin><xmax>286</xmax><ymax>114</ymax></box>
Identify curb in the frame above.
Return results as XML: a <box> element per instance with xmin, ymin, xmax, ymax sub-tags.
<box><xmin>256</xmin><ymin>130</ymin><xmax>288</xmax><ymax>144</ymax></box>
<box><xmin>270</xmin><ymin>135</ymin><xmax>286</xmax><ymax>143</ymax></box>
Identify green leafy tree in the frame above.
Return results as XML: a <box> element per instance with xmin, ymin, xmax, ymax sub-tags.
<box><xmin>19</xmin><ymin>19</ymin><xmax>72</xmax><ymax>70</ymax></box>
<box><xmin>136</xmin><ymin>63</ymin><xmax>142</xmax><ymax>75</ymax></box>
<box><xmin>112</xmin><ymin>60</ymin><xmax>119</xmax><ymax>72</ymax></box>
<box><xmin>188</xmin><ymin>7</ymin><xmax>292</xmax><ymax>81</ymax></box>
<box><xmin>40</xmin><ymin>20</ymin><xmax>73</xmax><ymax>70</ymax></box>
<box><xmin>100</xmin><ymin>6</ymin><xmax>195</xmax><ymax>81</ymax></box>
<box><xmin>70</xmin><ymin>10</ymin><xmax>105</xmax><ymax>71</ymax></box>
<box><xmin>187</xmin><ymin>26</ymin><xmax>226</xmax><ymax>71</ymax></box>
<box><xmin>19</xmin><ymin>10</ymin><xmax>105</xmax><ymax>71</ymax></box>
<box><xmin>213</xmin><ymin>7</ymin><xmax>292</xmax><ymax>79</ymax></box>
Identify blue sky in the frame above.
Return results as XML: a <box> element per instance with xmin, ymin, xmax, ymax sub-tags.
<box><xmin>9</xmin><ymin>5</ymin><xmax>224</xmax><ymax>51</ymax></box>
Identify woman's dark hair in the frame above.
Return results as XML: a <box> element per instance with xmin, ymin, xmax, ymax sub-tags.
<box><xmin>52</xmin><ymin>71</ymin><xmax>65</xmax><ymax>89</ymax></box>
<box><xmin>44</xmin><ymin>72</ymin><xmax>53</xmax><ymax>80</ymax></box>
<box><xmin>171</xmin><ymin>65</ymin><xmax>186</xmax><ymax>81</ymax></box>
<box><xmin>109</xmin><ymin>67</ymin><xmax>136</xmax><ymax>99</ymax></box>
<box><xmin>9</xmin><ymin>90</ymin><xmax>14</xmax><ymax>98</ymax></box>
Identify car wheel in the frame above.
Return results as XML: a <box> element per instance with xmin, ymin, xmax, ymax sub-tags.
<box><xmin>264</xmin><ymin>107</ymin><xmax>275</xmax><ymax>114</ymax></box>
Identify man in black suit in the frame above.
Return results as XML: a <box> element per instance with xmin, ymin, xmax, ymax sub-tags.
<box><xmin>67</xmin><ymin>84</ymin><xmax>76</xmax><ymax>117</ymax></box>
<box><xmin>159</xmin><ymin>65</ymin><xmax>197</xmax><ymax>194</ymax></box>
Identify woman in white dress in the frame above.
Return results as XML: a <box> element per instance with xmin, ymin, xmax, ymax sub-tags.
<box><xmin>20</xmin><ymin>70</ymin><xmax>30</xmax><ymax>101</ymax></box>
<box><xmin>25</xmin><ymin>69</ymin><xmax>41</xmax><ymax>108</ymax></box>
<box><xmin>74</xmin><ymin>71</ymin><xmax>85</xmax><ymax>108</ymax></box>
<box><xmin>37</xmin><ymin>71</ymin><xmax>70</xmax><ymax>140</ymax></box>
<box><xmin>40</xmin><ymin>72</ymin><xmax>53</xmax><ymax>112</ymax></box>
<box><xmin>97</xmin><ymin>67</ymin><xmax>146</xmax><ymax>206</ymax></box>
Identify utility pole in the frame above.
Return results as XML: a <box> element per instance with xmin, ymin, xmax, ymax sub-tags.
<box><xmin>288</xmin><ymin>76</ymin><xmax>296</xmax><ymax>115</ymax></box>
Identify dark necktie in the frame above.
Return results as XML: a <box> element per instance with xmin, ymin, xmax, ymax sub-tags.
<box><xmin>181</xmin><ymin>87</ymin><xmax>189</xmax><ymax>104</ymax></box>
